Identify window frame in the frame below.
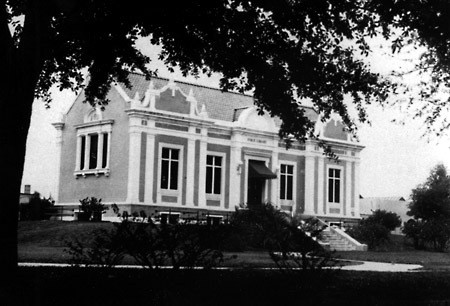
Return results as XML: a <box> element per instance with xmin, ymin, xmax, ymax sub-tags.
<box><xmin>158</xmin><ymin>143</ymin><xmax>184</xmax><ymax>203</ymax></box>
<box><xmin>326</xmin><ymin>164</ymin><xmax>344</xmax><ymax>215</ymax></box>
<box><xmin>205</xmin><ymin>152</ymin><xmax>226</xmax><ymax>203</ymax></box>
<box><xmin>74</xmin><ymin>120</ymin><xmax>113</xmax><ymax>178</ymax></box>
<box><xmin>278</xmin><ymin>161</ymin><xmax>296</xmax><ymax>207</ymax></box>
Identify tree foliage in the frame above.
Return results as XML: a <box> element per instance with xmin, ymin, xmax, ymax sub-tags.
<box><xmin>404</xmin><ymin>164</ymin><xmax>450</xmax><ymax>251</ymax></box>
<box><xmin>3</xmin><ymin>0</ymin><xmax>450</xmax><ymax>276</ymax></box>
<box><xmin>408</xmin><ymin>164</ymin><xmax>450</xmax><ymax>221</ymax></box>
<box><xmin>347</xmin><ymin>209</ymin><xmax>401</xmax><ymax>250</ymax></box>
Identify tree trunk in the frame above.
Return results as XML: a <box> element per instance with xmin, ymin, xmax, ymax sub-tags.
<box><xmin>0</xmin><ymin>2</ymin><xmax>50</xmax><ymax>290</ymax></box>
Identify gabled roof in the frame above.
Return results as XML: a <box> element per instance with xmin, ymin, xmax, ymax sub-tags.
<box><xmin>118</xmin><ymin>72</ymin><xmax>318</xmax><ymax>123</ymax></box>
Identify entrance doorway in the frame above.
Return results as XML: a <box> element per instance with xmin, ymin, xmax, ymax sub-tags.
<box><xmin>247</xmin><ymin>160</ymin><xmax>277</xmax><ymax>207</ymax></box>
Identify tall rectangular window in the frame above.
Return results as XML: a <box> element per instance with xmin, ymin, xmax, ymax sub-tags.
<box><xmin>89</xmin><ymin>134</ymin><xmax>98</xmax><ymax>169</ymax></box>
<box><xmin>206</xmin><ymin>155</ymin><xmax>222</xmax><ymax>194</ymax></box>
<box><xmin>80</xmin><ymin>136</ymin><xmax>86</xmax><ymax>170</ymax></box>
<box><xmin>280</xmin><ymin>164</ymin><xmax>294</xmax><ymax>200</ymax></box>
<box><xmin>328</xmin><ymin>168</ymin><xmax>341</xmax><ymax>203</ymax></box>
<box><xmin>78</xmin><ymin>133</ymin><xmax>109</xmax><ymax>171</ymax></box>
<box><xmin>102</xmin><ymin>133</ymin><xmax>108</xmax><ymax>168</ymax></box>
<box><xmin>161</xmin><ymin>147</ymin><xmax>179</xmax><ymax>190</ymax></box>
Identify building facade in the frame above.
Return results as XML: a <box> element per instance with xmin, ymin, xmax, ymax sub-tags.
<box><xmin>53</xmin><ymin>72</ymin><xmax>364</xmax><ymax>224</ymax></box>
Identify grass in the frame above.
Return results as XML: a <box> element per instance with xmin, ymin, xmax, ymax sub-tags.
<box><xmin>13</xmin><ymin>221</ymin><xmax>450</xmax><ymax>305</ymax></box>
<box><xmin>336</xmin><ymin>234</ymin><xmax>450</xmax><ymax>271</ymax></box>
<box><xmin>18</xmin><ymin>220</ymin><xmax>352</xmax><ymax>268</ymax></box>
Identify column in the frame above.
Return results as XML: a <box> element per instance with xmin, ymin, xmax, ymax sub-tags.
<box><xmin>84</xmin><ymin>134</ymin><xmax>91</xmax><ymax>170</ymax></box>
<box><xmin>198</xmin><ymin>129</ymin><xmax>207</xmax><ymax>208</ymax></box>
<box><xmin>304</xmin><ymin>155</ymin><xmax>315</xmax><ymax>215</ymax></box>
<box><xmin>144</xmin><ymin>132</ymin><xmax>155</xmax><ymax>204</ymax></box>
<box><xmin>229</xmin><ymin>142</ymin><xmax>242</xmax><ymax>210</ymax></box>
<box><xmin>126</xmin><ymin>127</ymin><xmax>141</xmax><ymax>203</ymax></box>
<box><xmin>75</xmin><ymin>135</ymin><xmax>82</xmax><ymax>171</ymax></box>
<box><xmin>270</xmin><ymin>151</ymin><xmax>279</xmax><ymax>208</ymax></box>
<box><xmin>106</xmin><ymin>132</ymin><xmax>111</xmax><ymax>168</ymax></box>
<box><xmin>317</xmin><ymin>157</ymin><xmax>325</xmax><ymax>215</ymax></box>
<box><xmin>345</xmin><ymin>161</ymin><xmax>352</xmax><ymax>217</ymax></box>
<box><xmin>354</xmin><ymin>161</ymin><xmax>361</xmax><ymax>217</ymax></box>
<box><xmin>97</xmin><ymin>132</ymin><xmax>104</xmax><ymax>169</ymax></box>
<box><xmin>185</xmin><ymin>128</ymin><xmax>196</xmax><ymax>206</ymax></box>
<box><xmin>52</xmin><ymin>122</ymin><xmax>64</xmax><ymax>203</ymax></box>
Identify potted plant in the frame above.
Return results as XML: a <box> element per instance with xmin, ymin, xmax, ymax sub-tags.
<box><xmin>78</xmin><ymin>197</ymin><xmax>108</xmax><ymax>221</ymax></box>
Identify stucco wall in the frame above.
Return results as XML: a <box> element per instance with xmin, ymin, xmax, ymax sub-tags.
<box><xmin>58</xmin><ymin>88</ymin><xmax>130</xmax><ymax>204</ymax></box>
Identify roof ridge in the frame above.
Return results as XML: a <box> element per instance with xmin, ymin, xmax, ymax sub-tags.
<box><xmin>128</xmin><ymin>70</ymin><xmax>254</xmax><ymax>98</ymax></box>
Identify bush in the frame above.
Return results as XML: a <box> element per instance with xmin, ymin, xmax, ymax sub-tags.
<box><xmin>66</xmin><ymin>205</ymin><xmax>226</xmax><ymax>269</ymax></box>
<box><xmin>229</xmin><ymin>203</ymin><xmax>333</xmax><ymax>270</ymax></box>
<box><xmin>78</xmin><ymin>197</ymin><xmax>108</xmax><ymax>222</ymax></box>
<box><xmin>403</xmin><ymin>218</ymin><xmax>450</xmax><ymax>252</ymax></box>
<box><xmin>19</xmin><ymin>192</ymin><xmax>54</xmax><ymax>221</ymax></box>
<box><xmin>347</xmin><ymin>210</ymin><xmax>401</xmax><ymax>250</ymax></box>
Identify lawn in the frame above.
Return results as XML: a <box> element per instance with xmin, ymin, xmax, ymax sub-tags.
<box><xmin>12</xmin><ymin>220</ymin><xmax>450</xmax><ymax>305</ymax></box>
<box><xmin>18</xmin><ymin>220</ymin><xmax>351</xmax><ymax>268</ymax></box>
<box><xmin>335</xmin><ymin>234</ymin><xmax>450</xmax><ymax>271</ymax></box>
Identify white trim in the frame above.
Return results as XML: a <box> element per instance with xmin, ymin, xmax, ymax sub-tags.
<box><xmin>326</xmin><ymin>164</ymin><xmax>344</xmax><ymax>216</ymax></box>
<box><xmin>244</xmin><ymin>155</ymin><xmax>270</xmax><ymax>205</ymax></box>
<box><xmin>186</xmin><ymin>135</ymin><xmax>196</xmax><ymax>206</ymax></box>
<box><xmin>278</xmin><ymin>161</ymin><xmax>297</xmax><ymax>213</ymax></box>
<box><xmin>270</xmin><ymin>151</ymin><xmax>279</xmax><ymax>207</ymax></box>
<box><xmin>354</xmin><ymin>161</ymin><xmax>361</xmax><ymax>217</ymax></box>
<box><xmin>144</xmin><ymin>133</ymin><xmax>155</xmax><ymax>204</ymax></box>
<box><xmin>205</xmin><ymin>151</ymin><xmax>226</xmax><ymax>208</ymax></box>
<box><xmin>157</xmin><ymin>143</ymin><xmax>184</xmax><ymax>205</ymax></box>
<box><xmin>345</xmin><ymin>161</ymin><xmax>352</xmax><ymax>217</ymax></box>
<box><xmin>304</xmin><ymin>156</ymin><xmax>315</xmax><ymax>215</ymax></box>
<box><xmin>317</xmin><ymin>158</ymin><xmax>325</xmax><ymax>215</ymax></box>
<box><xmin>126</xmin><ymin>130</ymin><xmax>141</xmax><ymax>203</ymax></box>
<box><xmin>198</xmin><ymin>129</ymin><xmax>207</xmax><ymax>208</ymax></box>
<box><xmin>75</xmin><ymin>122</ymin><xmax>113</xmax><ymax>177</ymax></box>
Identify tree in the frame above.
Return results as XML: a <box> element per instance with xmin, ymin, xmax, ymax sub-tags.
<box><xmin>347</xmin><ymin>209</ymin><xmax>401</xmax><ymax>250</ymax></box>
<box><xmin>1</xmin><ymin>0</ymin><xmax>449</xmax><ymax>278</ymax></box>
<box><xmin>404</xmin><ymin>164</ymin><xmax>450</xmax><ymax>251</ymax></box>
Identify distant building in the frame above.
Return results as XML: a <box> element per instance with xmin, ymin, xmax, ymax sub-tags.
<box><xmin>52</xmin><ymin>73</ymin><xmax>364</xmax><ymax>225</ymax></box>
<box><xmin>360</xmin><ymin>196</ymin><xmax>411</xmax><ymax>234</ymax></box>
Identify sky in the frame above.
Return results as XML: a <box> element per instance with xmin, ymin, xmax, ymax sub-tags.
<box><xmin>21</xmin><ymin>38</ymin><xmax>450</xmax><ymax>200</ymax></box>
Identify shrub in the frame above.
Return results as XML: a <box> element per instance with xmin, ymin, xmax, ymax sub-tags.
<box><xmin>347</xmin><ymin>210</ymin><xmax>401</xmax><ymax>250</ymax></box>
<box><xmin>230</xmin><ymin>203</ymin><xmax>333</xmax><ymax>270</ymax></box>
<box><xmin>403</xmin><ymin>218</ymin><xmax>450</xmax><ymax>252</ymax></box>
<box><xmin>78</xmin><ymin>197</ymin><xmax>108</xmax><ymax>221</ymax></box>
<box><xmin>19</xmin><ymin>192</ymin><xmax>55</xmax><ymax>220</ymax></box>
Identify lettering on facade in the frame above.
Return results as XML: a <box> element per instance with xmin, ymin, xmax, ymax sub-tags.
<box><xmin>247</xmin><ymin>138</ymin><xmax>267</xmax><ymax>144</ymax></box>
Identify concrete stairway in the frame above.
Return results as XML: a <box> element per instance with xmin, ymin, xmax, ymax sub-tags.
<box><xmin>320</xmin><ymin>227</ymin><xmax>368</xmax><ymax>251</ymax></box>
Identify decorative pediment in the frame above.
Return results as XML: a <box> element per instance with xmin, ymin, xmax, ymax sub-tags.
<box><xmin>315</xmin><ymin>114</ymin><xmax>353</xmax><ymax>142</ymax></box>
<box><xmin>115</xmin><ymin>79</ymin><xmax>208</xmax><ymax>119</ymax></box>
<box><xmin>235</xmin><ymin>106</ymin><xmax>277</xmax><ymax>133</ymax></box>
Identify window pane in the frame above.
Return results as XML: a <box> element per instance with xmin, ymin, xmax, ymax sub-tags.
<box><xmin>281</xmin><ymin>164</ymin><xmax>286</xmax><ymax>174</ymax></box>
<box><xmin>335</xmin><ymin>180</ymin><xmax>340</xmax><ymax>203</ymax></box>
<box><xmin>206</xmin><ymin>166</ymin><xmax>213</xmax><ymax>193</ymax></box>
<box><xmin>171</xmin><ymin>149</ymin><xmax>179</xmax><ymax>160</ymax></box>
<box><xmin>335</xmin><ymin>169</ymin><xmax>341</xmax><ymax>178</ymax></box>
<box><xmin>214</xmin><ymin>167</ymin><xmax>221</xmax><ymax>194</ymax></box>
<box><xmin>215</xmin><ymin>156</ymin><xmax>222</xmax><ymax>166</ymax></box>
<box><xmin>102</xmin><ymin>133</ymin><xmax>108</xmax><ymax>168</ymax></box>
<box><xmin>80</xmin><ymin>136</ymin><xmax>86</xmax><ymax>170</ymax></box>
<box><xmin>328</xmin><ymin>178</ymin><xmax>334</xmax><ymax>202</ymax></box>
<box><xmin>280</xmin><ymin>175</ymin><xmax>286</xmax><ymax>200</ymax></box>
<box><xmin>89</xmin><ymin>134</ymin><xmax>98</xmax><ymax>169</ymax></box>
<box><xmin>329</xmin><ymin>168</ymin><xmax>333</xmax><ymax>178</ymax></box>
<box><xmin>287</xmin><ymin>175</ymin><xmax>293</xmax><ymax>200</ymax></box>
<box><xmin>207</xmin><ymin>155</ymin><xmax>213</xmax><ymax>165</ymax></box>
<box><xmin>287</xmin><ymin>165</ymin><xmax>293</xmax><ymax>175</ymax></box>
<box><xmin>170</xmin><ymin>161</ymin><xmax>178</xmax><ymax>190</ymax></box>
<box><xmin>162</xmin><ymin>147</ymin><xmax>170</xmax><ymax>159</ymax></box>
<box><xmin>161</xmin><ymin>160</ymin><xmax>169</xmax><ymax>189</ymax></box>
